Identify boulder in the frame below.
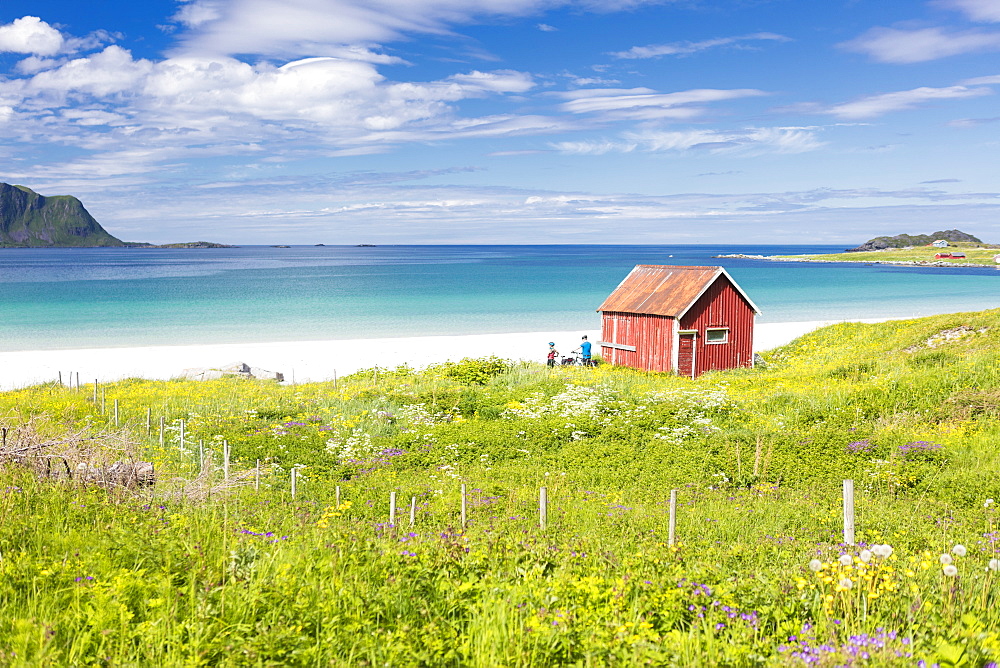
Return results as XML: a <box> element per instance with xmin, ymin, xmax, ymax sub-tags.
<box><xmin>177</xmin><ymin>361</ymin><xmax>283</xmax><ymax>382</ymax></box>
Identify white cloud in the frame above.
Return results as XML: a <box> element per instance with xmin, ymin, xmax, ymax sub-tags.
<box><xmin>168</xmin><ymin>0</ymin><xmax>577</xmax><ymax>57</ymax></box>
<box><xmin>549</xmin><ymin>139</ymin><xmax>635</xmax><ymax>154</ymax></box>
<box><xmin>552</xmin><ymin>126</ymin><xmax>825</xmax><ymax>155</ymax></box>
<box><xmin>963</xmin><ymin>73</ymin><xmax>1000</xmax><ymax>83</ymax></box>
<box><xmin>537</xmin><ymin>23</ymin><xmax>557</xmax><ymax>31</ymax></box>
<box><xmin>949</xmin><ymin>114</ymin><xmax>1000</xmax><ymax>126</ymax></box>
<box><xmin>611</xmin><ymin>32</ymin><xmax>790</xmax><ymax>59</ymax></box>
<box><xmin>824</xmin><ymin>85</ymin><xmax>991</xmax><ymax>118</ymax></box>
<box><xmin>842</xmin><ymin>26</ymin><xmax>1000</xmax><ymax>63</ymax></box>
<box><xmin>446</xmin><ymin>70</ymin><xmax>535</xmax><ymax>93</ymax></box>
<box><xmin>27</xmin><ymin>46</ymin><xmax>154</xmax><ymax>98</ymax></box>
<box><xmin>557</xmin><ymin>87</ymin><xmax>766</xmax><ymax>118</ymax></box>
<box><xmin>0</xmin><ymin>16</ymin><xmax>64</xmax><ymax>56</ymax></box>
<box><xmin>14</xmin><ymin>56</ymin><xmax>61</xmax><ymax>74</ymax></box>
<box><xmin>569</xmin><ymin>76</ymin><xmax>620</xmax><ymax>86</ymax></box>
<box><xmin>66</xmin><ymin>178</ymin><xmax>1000</xmax><ymax>245</ymax></box>
<box><xmin>0</xmin><ymin>42</ymin><xmax>547</xmax><ymax>174</ymax></box>
<box><xmin>173</xmin><ymin>0</ymin><xmax>225</xmax><ymax>28</ymax></box>
<box><xmin>0</xmin><ymin>16</ymin><xmax>115</xmax><ymax>58</ymax></box>
<box><xmin>938</xmin><ymin>0</ymin><xmax>1000</xmax><ymax>22</ymax></box>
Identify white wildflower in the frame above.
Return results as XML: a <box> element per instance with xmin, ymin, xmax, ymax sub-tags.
<box><xmin>940</xmin><ymin>553</ymin><xmax>953</xmax><ymax>565</ymax></box>
<box><xmin>839</xmin><ymin>554</ymin><xmax>853</xmax><ymax>566</ymax></box>
<box><xmin>943</xmin><ymin>564</ymin><xmax>958</xmax><ymax>577</ymax></box>
<box><xmin>808</xmin><ymin>559</ymin><xmax>823</xmax><ymax>572</ymax></box>
<box><xmin>871</xmin><ymin>544</ymin><xmax>894</xmax><ymax>559</ymax></box>
<box><xmin>952</xmin><ymin>544</ymin><xmax>967</xmax><ymax>558</ymax></box>
<box><xmin>859</xmin><ymin>550</ymin><xmax>872</xmax><ymax>563</ymax></box>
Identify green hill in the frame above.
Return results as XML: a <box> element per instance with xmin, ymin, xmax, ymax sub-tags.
<box><xmin>0</xmin><ymin>183</ymin><xmax>124</xmax><ymax>247</ymax></box>
<box><xmin>845</xmin><ymin>229</ymin><xmax>983</xmax><ymax>252</ymax></box>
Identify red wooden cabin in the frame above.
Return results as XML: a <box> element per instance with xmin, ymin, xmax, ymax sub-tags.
<box><xmin>596</xmin><ymin>265</ymin><xmax>759</xmax><ymax>378</ymax></box>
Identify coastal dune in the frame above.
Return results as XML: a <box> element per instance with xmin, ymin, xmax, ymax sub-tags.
<box><xmin>0</xmin><ymin>320</ymin><xmax>863</xmax><ymax>391</ymax></box>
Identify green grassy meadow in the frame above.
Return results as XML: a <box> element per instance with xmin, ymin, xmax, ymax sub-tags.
<box><xmin>4</xmin><ymin>312</ymin><xmax>1000</xmax><ymax>665</ymax></box>
<box><xmin>775</xmin><ymin>242</ymin><xmax>1000</xmax><ymax>266</ymax></box>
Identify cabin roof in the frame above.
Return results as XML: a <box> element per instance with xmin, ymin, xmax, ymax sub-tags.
<box><xmin>597</xmin><ymin>264</ymin><xmax>760</xmax><ymax>317</ymax></box>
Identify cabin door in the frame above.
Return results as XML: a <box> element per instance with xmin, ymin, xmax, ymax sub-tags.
<box><xmin>677</xmin><ymin>332</ymin><xmax>697</xmax><ymax>378</ymax></box>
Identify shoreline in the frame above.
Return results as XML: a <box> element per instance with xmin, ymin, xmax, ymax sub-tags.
<box><xmin>715</xmin><ymin>253</ymin><xmax>999</xmax><ymax>268</ymax></box>
<box><xmin>0</xmin><ymin>320</ymin><xmax>886</xmax><ymax>391</ymax></box>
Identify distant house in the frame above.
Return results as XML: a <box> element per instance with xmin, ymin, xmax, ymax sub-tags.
<box><xmin>935</xmin><ymin>252</ymin><xmax>952</xmax><ymax>259</ymax></box>
<box><xmin>596</xmin><ymin>265</ymin><xmax>759</xmax><ymax>378</ymax></box>
<box><xmin>951</xmin><ymin>252</ymin><xmax>967</xmax><ymax>259</ymax></box>
<box><xmin>932</xmin><ymin>240</ymin><xmax>949</xmax><ymax>248</ymax></box>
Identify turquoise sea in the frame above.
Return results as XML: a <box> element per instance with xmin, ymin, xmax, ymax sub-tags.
<box><xmin>2</xmin><ymin>244</ymin><xmax>1000</xmax><ymax>352</ymax></box>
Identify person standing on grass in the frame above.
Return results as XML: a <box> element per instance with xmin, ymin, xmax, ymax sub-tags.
<box><xmin>576</xmin><ymin>335</ymin><xmax>593</xmax><ymax>366</ymax></box>
<box><xmin>547</xmin><ymin>342</ymin><xmax>558</xmax><ymax>368</ymax></box>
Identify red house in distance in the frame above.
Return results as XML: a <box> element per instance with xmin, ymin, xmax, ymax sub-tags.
<box><xmin>596</xmin><ymin>265</ymin><xmax>760</xmax><ymax>378</ymax></box>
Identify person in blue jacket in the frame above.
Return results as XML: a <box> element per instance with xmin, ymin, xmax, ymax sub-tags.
<box><xmin>575</xmin><ymin>335</ymin><xmax>593</xmax><ymax>366</ymax></box>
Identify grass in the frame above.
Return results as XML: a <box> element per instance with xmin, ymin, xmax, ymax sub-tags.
<box><xmin>4</xmin><ymin>310</ymin><xmax>1000</xmax><ymax>665</ymax></box>
<box><xmin>772</xmin><ymin>242</ymin><xmax>1000</xmax><ymax>266</ymax></box>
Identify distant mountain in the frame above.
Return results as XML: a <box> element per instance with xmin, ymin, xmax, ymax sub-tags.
<box><xmin>0</xmin><ymin>183</ymin><xmax>124</xmax><ymax>247</ymax></box>
<box><xmin>845</xmin><ymin>229</ymin><xmax>983</xmax><ymax>252</ymax></box>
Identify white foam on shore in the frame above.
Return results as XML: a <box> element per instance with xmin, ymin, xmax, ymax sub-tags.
<box><xmin>0</xmin><ymin>319</ymin><xmax>889</xmax><ymax>391</ymax></box>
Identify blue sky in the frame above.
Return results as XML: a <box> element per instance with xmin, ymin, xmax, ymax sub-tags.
<box><xmin>1</xmin><ymin>0</ymin><xmax>999</xmax><ymax>244</ymax></box>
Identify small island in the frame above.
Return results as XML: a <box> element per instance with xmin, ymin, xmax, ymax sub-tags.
<box><xmin>124</xmin><ymin>241</ymin><xmax>238</xmax><ymax>249</ymax></box>
<box><xmin>718</xmin><ymin>230</ymin><xmax>1000</xmax><ymax>267</ymax></box>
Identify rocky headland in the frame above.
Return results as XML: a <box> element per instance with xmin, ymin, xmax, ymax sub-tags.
<box><xmin>0</xmin><ymin>183</ymin><xmax>123</xmax><ymax>247</ymax></box>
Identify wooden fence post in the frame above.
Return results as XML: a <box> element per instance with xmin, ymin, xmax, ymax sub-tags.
<box><xmin>93</xmin><ymin>379</ymin><xmax>98</xmax><ymax>404</ymax></box>
<box><xmin>461</xmin><ymin>483</ymin><xmax>467</xmax><ymax>529</ymax></box>
<box><xmin>114</xmin><ymin>399</ymin><xmax>119</xmax><ymax>427</ymax></box>
<box><xmin>179</xmin><ymin>419</ymin><xmax>185</xmax><ymax>451</ymax></box>
<box><xmin>198</xmin><ymin>440</ymin><xmax>204</xmax><ymax>473</ymax></box>
<box><xmin>223</xmin><ymin>440</ymin><xmax>230</xmax><ymax>481</ymax></box>
<box><xmin>390</xmin><ymin>491</ymin><xmax>397</xmax><ymax>526</ymax></box>
<box><xmin>410</xmin><ymin>496</ymin><xmax>417</xmax><ymax>527</ymax></box>
<box><xmin>255</xmin><ymin>459</ymin><xmax>260</xmax><ymax>491</ymax></box>
<box><xmin>668</xmin><ymin>489</ymin><xmax>677</xmax><ymax>547</ymax></box>
<box><xmin>291</xmin><ymin>468</ymin><xmax>298</xmax><ymax>499</ymax></box>
<box><xmin>158</xmin><ymin>416</ymin><xmax>165</xmax><ymax>447</ymax></box>
<box><xmin>146</xmin><ymin>407</ymin><xmax>151</xmax><ymax>436</ymax></box>
<box><xmin>540</xmin><ymin>486</ymin><xmax>548</xmax><ymax>531</ymax></box>
<box><xmin>335</xmin><ymin>485</ymin><xmax>341</xmax><ymax>508</ymax></box>
<box><xmin>843</xmin><ymin>479</ymin><xmax>855</xmax><ymax>545</ymax></box>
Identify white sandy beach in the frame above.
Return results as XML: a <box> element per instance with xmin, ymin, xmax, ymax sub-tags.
<box><xmin>0</xmin><ymin>320</ymin><xmax>874</xmax><ymax>391</ymax></box>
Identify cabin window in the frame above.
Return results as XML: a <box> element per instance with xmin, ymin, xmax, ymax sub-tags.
<box><xmin>705</xmin><ymin>328</ymin><xmax>729</xmax><ymax>344</ymax></box>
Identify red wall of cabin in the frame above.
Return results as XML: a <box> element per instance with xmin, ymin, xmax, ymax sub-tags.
<box><xmin>678</xmin><ymin>277</ymin><xmax>754</xmax><ymax>376</ymax></box>
<box><xmin>600</xmin><ymin>311</ymin><xmax>674</xmax><ymax>372</ymax></box>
